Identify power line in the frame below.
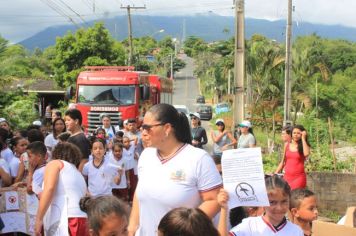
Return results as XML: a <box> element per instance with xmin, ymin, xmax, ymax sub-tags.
<box><xmin>56</xmin><ymin>0</ymin><xmax>89</xmax><ymax>25</ymax></box>
<box><xmin>40</xmin><ymin>0</ymin><xmax>81</xmax><ymax>28</ymax></box>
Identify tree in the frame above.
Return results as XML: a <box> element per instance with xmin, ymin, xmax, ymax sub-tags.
<box><xmin>53</xmin><ymin>22</ymin><xmax>126</xmax><ymax>87</ymax></box>
<box><xmin>183</xmin><ymin>36</ymin><xmax>208</xmax><ymax>57</ymax></box>
<box><xmin>0</xmin><ymin>35</ymin><xmax>8</xmax><ymax>58</ymax></box>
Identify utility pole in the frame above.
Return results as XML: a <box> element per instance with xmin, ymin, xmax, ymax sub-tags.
<box><xmin>283</xmin><ymin>0</ymin><xmax>293</xmax><ymax>126</ymax></box>
<box><xmin>170</xmin><ymin>53</ymin><xmax>174</xmax><ymax>79</ymax></box>
<box><xmin>233</xmin><ymin>0</ymin><xmax>245</xmax><ymax>127</ymax></box>
<box><xmin>121</xmin><ymin>5</ymin><xmax>146</xmax><ymax>66</ymax></box>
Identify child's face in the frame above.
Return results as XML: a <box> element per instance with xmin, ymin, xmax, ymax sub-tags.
<box><xmin>294</xmin><ymin>196</ymin><xmax>318</xmax><ymax>222</ymax></box>
<box><xmin>95</xmin><ymin>213</ymin><xmax>128</xmax><ymax>236</ymax></box>
<box><xmin>113</xmin><ymin>146</ymin><xmax>123</xmax><ymax>159</ymax></box>
<box><xmin>264</xmin><ymin>189</ymin><xmax>290</xmax><ymax>225</ymax></box>
<box><xmin>123</xmin><ymin>138</ymin><xmax>130</xmax><ymax>148</ymax></box>
<box><xmin>27</xmin><ymin>150</ymin><xmax>43</xmax><ymax>168</ymax></box>
<box><xmin>92</xmin><ymin>141</ymin><xmax>105</xmax><ymax>159</ymax></box>
<box><xmin>15</xmin><ymin>139</ymin><xmax>29</xmax><ymax>155</ymax></box>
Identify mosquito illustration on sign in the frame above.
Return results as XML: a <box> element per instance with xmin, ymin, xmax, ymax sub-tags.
<box><xmin>235</xmin><ymin>182</ymin><xmax>258</xmax><ymax>203</ymax></box>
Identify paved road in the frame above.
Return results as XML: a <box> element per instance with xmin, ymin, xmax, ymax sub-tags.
<box><xmin>173</xmin><ymin>54</ymin><xmax>214</xmax><ymax>154</ymax></box>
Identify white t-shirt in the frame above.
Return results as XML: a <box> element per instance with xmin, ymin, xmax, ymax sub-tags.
<box><xmin>44</xmin><ymin>133</ymin><xmax>59</xmax><ymax>151</ymax></box>
<box><xmin>9</xmin><ymin>157</ymin><xmax>20</xmax><ymax>178</ymax></box>
<box><xmin>0</xmin><ymin>159</ymin><xmax>10</xmax><ymax>187</ymax></box>
<box><xmin>237</xmin><ymin>133</ymin><xmax>256</xmax><ymax>148</ymax></box>
<box><xmin>135</xmin><ymin>144</ymin><xmax>222</xmax><ymax>236</ymax></box>
<box><xmin>108</xmin><ymin>154</ymin><xmax>128</xmax><ymax>189</ymax></box>
<box><xmin>82</xmin><ymin>156</ymin><xmax>118</xmax><ymax>197</ymax></box>
<box><xmin>123</xmin><ymin>145</ymin><xmax>136</xmax><ymax>173</ymax></box>
<box><xmin>1</xmin><ymin>148</ymin><xmax>14</xmax><ymax>164</ymax></box>
<box><xmin>229</xmin><ymin>216</ymin><xmax>304</xmax><ymax>236</ymax></box>
<box><xmin>32</xmin><ymin>165</ymin><xmax>46</xmax><ymax>195</ymax></box>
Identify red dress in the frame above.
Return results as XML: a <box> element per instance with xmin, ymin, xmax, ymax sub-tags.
<box><xmin>283</xmin><ymin>143</ymin><xmax>306</xmax><ymax>190</ymax></box>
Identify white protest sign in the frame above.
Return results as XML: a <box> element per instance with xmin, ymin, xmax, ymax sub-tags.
<box><xmin>5</xmin><ymin>191</ymin><xmax>20</xmax><ymax>211</ymax></box>
<box><xmin>221</xmin><ymin>147</ymin><xmax>269</xmax><ymax>209</ymax></box>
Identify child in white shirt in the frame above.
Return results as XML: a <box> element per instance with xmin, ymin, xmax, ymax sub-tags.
<box><xmin>82</xmin><ymin>138</ymin><xmax>121</xmax><ymax>197</ymax></box>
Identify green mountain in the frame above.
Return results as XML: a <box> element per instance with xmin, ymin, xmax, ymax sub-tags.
<box><xmin>19</xmin><ymin>14</ymin><xmax>356</xmax><ymax>50</ymax></box>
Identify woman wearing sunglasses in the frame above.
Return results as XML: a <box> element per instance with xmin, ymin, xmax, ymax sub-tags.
<box><xmin>189</xmin><ymin>112</ymin><xmax>208</xmax><ymax>149</ymax></box>
<box><xmin>128</xmin><ymin>104</ymin><xmax>222</xmax><ymax>236</ymax></box>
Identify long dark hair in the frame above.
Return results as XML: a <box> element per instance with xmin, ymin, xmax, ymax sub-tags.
<box><xmin>292</xmin><ymin>124</ymin><xmax>310</xmax><ymax>155</ymax></box>
<box><xmin>158</xmin><ymin>207</ymin><xmax>219</xmax><ymax>236</ymax></box>
<box><xmin>148</xmin><ymin>104</ymin><xmax>192</xmax><ymax>144</ymax></box>
<box><xmin>80</xmin><ymin>195</ymin><xmax>129</xmax><ymax>235</ymax></box>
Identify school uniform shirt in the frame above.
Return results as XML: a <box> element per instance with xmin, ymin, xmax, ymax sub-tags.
<box><xmin>123</xmin><ymin>145</ymin><xmax>137</xmax><ymax>174</ymax></box>
<box><xmin>82</xmin><ymin>156</ymin><xmax>118</xmax><ymax>196</ymax></box>
<box><xmin>135</xmin><ymin>144</ymin><xmax>222</xmax><ymax>236</ymax></box>
<box><xmin>43</xmin><ymin>160</ymin><xmax>87</xmax><ymax>236</ymax></box>
<box><xmin>229</xmin><ymin>216</ymin><xmax>304</xmax><ymax>236</ymax></box>
<box><xmin>44</xmin><ymin>133</ymin><xmax>59</xmax><ymax>152</ymax></box>
<box><xmin>8</xmin><ymin>156</ymin><xmax>20</xmax><ymax>178</ymax></box>
<box><xmin>32</xmin><ymin>164</ymin><xmax>46</xmax><ymax>195</ymax></box>
<box><xmin>1</xmin><ymin>147</ymin><xmax>14</xmax><ymax>164</ymax></box>
<box><xmin>108</xmin><ymin>154</ymin><xmax>128</xmax><ymax>189</ymax></box>
<box><xmin>0</xmin><ymin>159</ymin><xmax>10</xmax><ymax>187</ymax></box>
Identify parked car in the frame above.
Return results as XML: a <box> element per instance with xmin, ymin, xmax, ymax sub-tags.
<box><xmin>197</xmin><ymin>105</ymin><xmax>212</xmax><ymax>120</ymax></box>
<box><xmin>215</xmin><ymin>103</ymin><xmax>230</xmax><ymax>115</ymax></box>
<box><xmin>196</xmin><ymin>95</ymin><xmax>205</xmax><ymax>104</ymax></box>
<box><xmin>173</xmin><ymin>105</ymin><xmax>191</xmax><ymax>123</ymax></box>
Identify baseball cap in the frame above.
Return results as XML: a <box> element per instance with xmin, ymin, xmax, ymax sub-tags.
<box><xmin>33</xmin><ymin>120</ymin><xmax>42</xmax><ymax>126</ymax></box>
<box><xmin>215</xmin><ymin>118</ymin><xmax>224</xmax><ymax>125</ymax></box>
<box><xmin>123</xmin><ymin>119</ymin><xmax>129</xmax><ymax>125</ymax></box>
<box><xmin>190</xmin><ymin>112</ymin><xmax>201</xmax><ymax>119</ymax></box>
<box><xmin>0</xmin><ymin>118</ymin><xmax>6</xmax><ymax>123</ymax></box>
<box><xmin>239</xmin><ymin>120</ymin><xmax>252</xmax><ymax>128</ymax></box>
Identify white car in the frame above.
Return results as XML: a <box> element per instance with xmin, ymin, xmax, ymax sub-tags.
<box><xmin>173</xmin><ymin>105</ymin><xmax>191</xmax><ymax>123</ymax></box>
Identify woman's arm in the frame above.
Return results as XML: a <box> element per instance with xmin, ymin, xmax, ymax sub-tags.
<box><xmin>34</xmin><ymin>160</ymin><xmax>61</xmax><ymax>236</ymax></box>
<box><xmin>14</xmin><ymin>161</ymin><xmax>25</xmax><ymax>183</ymax></box>
<box><xmin>0</xmin><ymin>167</ymin><xmax>11</xmax><ymax>187</ymax></box>
<box><xmin>198</xmin><ymin>187</ymin><xmax>221</xmax><ymax>218</ymax></box>
<box><xmin>211</xmin><ymin>130</ymin><xmax>226</xmax><ymax>143</ymax></box>
<box><xmin>200</xmin><ymin>128</ymin><xmax>208</xmax><ymax>146</ymax></box>
<box><xmin>226</xmin><ymin>131</ymin><xmax>237</xmax><ymax>147</ymax></box>
<box><xmin>275</xmin><ymin>143</ymin><xmax>287</xmax><ymax>174</ymax></box>
<box><xmin>128</xmin><ymin>192</ymin><xmax>140</xmax><ymax>236</ymax></box>
<box><xmin>301</xmin><ymin>131</ymin><xmax>310</xmax><ymax>157</ymax></box>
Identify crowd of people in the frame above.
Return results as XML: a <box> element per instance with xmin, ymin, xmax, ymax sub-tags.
<box><xmin>0</xmin><ymin>103</ymin><xmax>319</xmax><ymax>236</ymax></box>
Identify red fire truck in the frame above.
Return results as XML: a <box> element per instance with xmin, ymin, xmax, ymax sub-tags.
<box><xmin>68</xmin><ymin>66</ymin><xmax>173</xmax><ymax>133</ymax></box>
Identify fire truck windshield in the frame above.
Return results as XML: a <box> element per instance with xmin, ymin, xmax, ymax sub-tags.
<box><xmin>77</xmin><ymin>85</ymin><xmax>136</xmax><ymax>105</ymax></box>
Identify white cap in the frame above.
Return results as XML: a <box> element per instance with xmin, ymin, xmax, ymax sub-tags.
<box><xmin>215</xmin><ymin>118</ymin><xmax>224</xmax><ymax>125</ymax></box>
<box><xmin>239</xmin><ymin>120</ymin><xmax>252</xmax><ymax>128</ymax></box>
<box><xmin>0</xmin><ymin>118</ymin><xmax>6</xmax><ymax>123</ymax></box>
<box><xmin>33</xmin><ymin>120</ymin><xmax>42</xmax><ymax>126</ymax></box>
<box><xmin>190</xmin><ymin>112</ymin><xmax>200</xmax><ymax>119</ymax></box>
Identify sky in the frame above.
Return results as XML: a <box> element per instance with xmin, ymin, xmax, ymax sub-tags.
<box><xmin>1</xmin><ymin>0</ymin><xmax>356</xmax><ymax>43</ymax></box>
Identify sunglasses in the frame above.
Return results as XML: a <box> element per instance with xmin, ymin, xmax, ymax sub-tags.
<box><xmin>141</xmin><ymin>123</ymin><xmax>164</xmax><ymax>131</ymax></box>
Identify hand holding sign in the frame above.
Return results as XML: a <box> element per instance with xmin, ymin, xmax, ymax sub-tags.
<box><xmin>221</xmin><ymin>147</ymin><xmax>269</xmax><ymax>209</ymax></box>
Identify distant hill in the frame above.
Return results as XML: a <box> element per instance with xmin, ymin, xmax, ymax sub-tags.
<box><xmin>19</xmin><ymin>14</ymin><xmax>356</xmax><ymax>50</ymax></box>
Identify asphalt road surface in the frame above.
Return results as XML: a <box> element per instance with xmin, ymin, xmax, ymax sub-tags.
<box><xmin>173</xmin><ymin>54</ymin><xmax>214</xmax><ymax>154</ymax></box>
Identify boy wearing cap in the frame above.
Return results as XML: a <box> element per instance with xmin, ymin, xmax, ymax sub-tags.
<box><xmin>237</xmin><ymin>120</ymin><xmax>256</xmax><ymax>148</ymax></box>
<box><xmin>189</xmin><ymin>112</ymin><xmax>208</xmax><ymax>149</ymax></box>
